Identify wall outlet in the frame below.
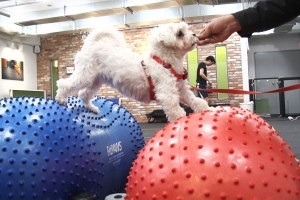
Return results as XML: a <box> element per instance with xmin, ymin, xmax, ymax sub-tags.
<box><xmin>66</xmin><ymin>66</ymin><xmax>75</xmax><ymax>74</ymax></box>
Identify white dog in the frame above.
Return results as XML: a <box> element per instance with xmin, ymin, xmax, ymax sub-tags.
<box><xmin>55</xmin><ymin>22</ymin><xmax>210</xmax><ymax>122</ymax></box>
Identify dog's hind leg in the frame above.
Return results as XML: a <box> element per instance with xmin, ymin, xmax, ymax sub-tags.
<box><xmin>78</xmin><ymin>77</ymin><xmax>102</xmax><ymax>114</ymax></box>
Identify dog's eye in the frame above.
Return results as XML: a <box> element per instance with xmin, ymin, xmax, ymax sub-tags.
<box><xmin>178</xmin><ymin>31</ymin><xmax>184</xmax><ymax>37</ymax></box>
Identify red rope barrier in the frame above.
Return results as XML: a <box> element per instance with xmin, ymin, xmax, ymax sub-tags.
<box><xmin>191</xmin><ymin>84</ymin><xmax>300</xmax><ymax>94</ymax></box>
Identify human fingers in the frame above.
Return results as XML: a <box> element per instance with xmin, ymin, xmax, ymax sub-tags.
<box><xmin>197</xmin><ymin>38</ymin><xmax>217</xmax><ymax>46</ymax></box>
<box><xmin>197</xmin><ymin>25</ymin><xmax>212</xmax><ymax>40</ymax></box>
<box><xmin>197</xmin><ymin>39</ymin><xmax>210</xmax><ymax>46</ymax></box>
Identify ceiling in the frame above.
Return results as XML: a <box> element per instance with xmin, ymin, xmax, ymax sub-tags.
<box><xmin>0</xmin><ymin>0</ymin><xmax>299</xmax><ymax>41</ymax></box>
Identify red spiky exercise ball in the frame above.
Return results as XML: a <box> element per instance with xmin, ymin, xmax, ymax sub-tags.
<box><xmin>125</xmin><ymin>107</ymin><xmax>300</xmax><ymax>200</ymax></box>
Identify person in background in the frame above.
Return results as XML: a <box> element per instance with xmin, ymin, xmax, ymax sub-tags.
<box><xmin>196</xmin><ymin>56</ymin><xmax>215</xmax><ymax>103</ymax></box>
<box><xmin>197</xmin><ymin>0</ymin><xmax>300</xmax><ymax>45</ymax></box>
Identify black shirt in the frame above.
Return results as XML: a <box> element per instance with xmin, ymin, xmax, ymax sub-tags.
<box><xmin>232</xmin><ymin>0</ymin><xmax>300</xmax><ymax>37</ymax></box>
<box><xmin>196</xmin><ymin>62</ymin><xmax>207</xmax><ymax>84</ymax></box>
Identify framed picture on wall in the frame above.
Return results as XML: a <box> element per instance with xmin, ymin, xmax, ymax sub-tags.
<box><xmin>1</xmin><ymin>58</ymin><xmax>24</xmax><ymax>81</ymax></box>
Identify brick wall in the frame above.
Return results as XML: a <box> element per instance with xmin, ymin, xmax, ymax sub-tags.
<box><xmin>37</xmin><ymin>23</ymin><xmax>244</xmax><ymax>122</ymax></box>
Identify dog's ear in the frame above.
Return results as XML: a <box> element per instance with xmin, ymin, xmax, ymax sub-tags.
<box><xmin>176</xmin><ymin>22</ymin><xmax>189</xmax><ymax>37</ymax></box>
<box><xmin>149</xmin><ymin>24</ymin><xmax>178</xmax><ymax>47</ymax></box>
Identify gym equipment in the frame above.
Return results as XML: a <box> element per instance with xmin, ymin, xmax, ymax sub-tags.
<box><xmin>125</xmin><ymin>106</ymin><xmax>300</xmax><ymax>199</ymax></box>
<box><xmin>0</xmin><ymin>96</ymin><xmax>144</xmax><ymax>200</ymax></box>
<box><xmin>104</xmin><ymin>193</ymin><xmax>125</xmax><ymax>200</ymax></box>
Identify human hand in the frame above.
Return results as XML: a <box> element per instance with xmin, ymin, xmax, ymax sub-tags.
<box><xmin>207</xmin><ymin>81</ymin><xmax>212</xmax><ymax>89</ymax></box>
<box><xmin>197</xmin><ymin>15</ymin><xmax>242</xmax><ymax>45</ymax></box>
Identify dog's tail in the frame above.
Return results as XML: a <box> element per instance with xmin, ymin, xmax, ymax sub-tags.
<box><xmin>83</xmin><ymin>26</ymin><xmax>126</xmax><ymax>48</ymax></box>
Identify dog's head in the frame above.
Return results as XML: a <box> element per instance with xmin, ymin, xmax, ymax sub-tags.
<box><xmin>149</xmin><ymin>22</ymin><xmax>198</xmax><ymax>52</ymax></box>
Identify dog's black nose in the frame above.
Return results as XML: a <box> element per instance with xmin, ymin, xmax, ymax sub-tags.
<box><xmin>192</xmin><ymin>34</ymin><xmax>196</xmax><ymax>36</ymax></box>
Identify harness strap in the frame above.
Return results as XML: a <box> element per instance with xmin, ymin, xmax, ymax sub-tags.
<box><xmin>152</xmin><ymin>56</ymin><xmax>188</xmax><ymax>80</ymax></box>
<box><xmin>141</xmin><ymin>61</ymin><xmax>156</xmax><ymax>101</ymax></box>
<box><xmin>141</xmin><ymin>56</ymin><xmax>189</xmax><ymax>101</ymax></box>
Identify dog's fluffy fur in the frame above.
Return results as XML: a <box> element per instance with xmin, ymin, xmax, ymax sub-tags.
<box><xmin>55</xmin><ymin>22</ymin><xmax>210</xmax><ymax>122</ymax></box>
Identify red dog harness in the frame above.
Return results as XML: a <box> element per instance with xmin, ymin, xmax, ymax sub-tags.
<box><xmin>142</xmin><ymin>56</ymin><xmax>188</xmax><ymax>101</ymax></box>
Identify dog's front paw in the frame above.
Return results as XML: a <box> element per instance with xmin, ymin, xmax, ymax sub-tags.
<box><xmin>55</xmin><ymin>96</ymin><xmax>68</xmax><ymax>106</ymax></box>
<box><xmin>167</xmin><ymin>109</ymin><xmax>186</xmax><ymax>123</ymax></box>
<box><xmin>191</xmin><ymin>98</ymin><xmax>210</xmax><ymax>113</ymax></box>
<box><xmin>207</xmin><ymin>106</ymin><xmax>224</xmax><ymax>112</ymax></box>
<box><xmin>86</xmin><ymin>104</ymin><xmax>100</xmax><ymax>114</ymax></box>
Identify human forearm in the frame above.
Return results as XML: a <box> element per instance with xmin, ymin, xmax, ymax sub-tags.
<box><xmin>200</xmin><ymin>73</ymin><xmax>210</xmax><ymax>82</ymax></box>
<box><xmin>223</xmin><ymin>15</ymin><xmax>242</xmax><ymax>34</ymax></box>
<box><xmin>197</xmin><ymin>0</ymin><xmax>300</xmax><ymax>45</ymax></box>
<box><xmin>233</xmin><ymin>0</ymin><xmax>300</xmax><ymax>37</ymax></box>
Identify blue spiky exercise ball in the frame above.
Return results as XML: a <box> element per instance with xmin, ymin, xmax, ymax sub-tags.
<box><xmin>0</xmin><ymin>96</ymin><xmax>144</xmax><ymax>200</ymax></box>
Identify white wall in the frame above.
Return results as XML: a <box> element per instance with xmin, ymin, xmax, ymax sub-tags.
<box><xmin>248</xmin><ymin>33</ymin><xmax>300</xmax><ymax>78</ymax></box>
<box><xmin>0</xmin><ymin>39</ymin><xmax>39</xmax><ymax>98</ymax></box>
<box><xmin>240</xmin><ymin>38</ymin><xmax>250</xmax><ymax>103</ymax></box>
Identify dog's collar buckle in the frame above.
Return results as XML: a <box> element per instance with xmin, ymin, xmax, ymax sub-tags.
<box><xmin>152</xmin><ymin>55</ymin><xmax>188</xmax><ymax>80</ymax></box>
<box><xmin>170</xmin><ymin>68</ymin><xmax>188</xmax><ymax>80</ymax></box>
<box><xmin>141</xmin><ymin>61</ymin><xmax>146</xmax><ymax>66</ymax></box>
<box><xmin>182</xmin><ymin>70</ymin><xmax>188</xmax><ymax>80</ymax></box>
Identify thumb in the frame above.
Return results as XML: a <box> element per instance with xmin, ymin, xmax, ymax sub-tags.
<box><xmin>197</xmin><ymin>27</ymin><xmax>211</xmax><ymax>40</ymax></box>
